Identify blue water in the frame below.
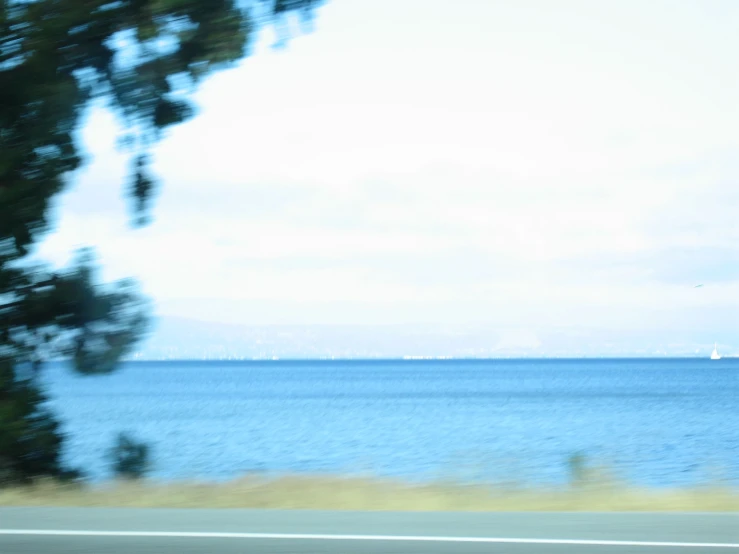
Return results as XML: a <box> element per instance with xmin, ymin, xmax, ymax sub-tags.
<box><xmin>43</xmin><ymin>358</ymin><xmax>739</xmax><ymax>486</ymax></box>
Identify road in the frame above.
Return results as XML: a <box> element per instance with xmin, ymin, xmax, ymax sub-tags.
<box><xmin>0</xmin><ymin>508</ymin><xmax>737</xmax><ymax>553</ymax></box>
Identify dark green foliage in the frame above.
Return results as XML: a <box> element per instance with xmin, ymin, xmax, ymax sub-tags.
<box><xmin>2</xmin><ymin>248</ymin><xmax>150</xmax><ymax>377</ymax></box>
<box><xmin>1</xmin><ymin>0</ymin><xmax>321</xmax><ymax>484</ymax></box>
<box><xmin>108</xmin><ymin>432</ymin><xmax>151</xmax><ymax>480</ymax></box>
<box><xmin>0</xmin><ymin>357</ymin><xmax>82</xmax><ymax>484</ymax></box>
<box><xmin>1</xmin><ymin>0</ymin><xmax>321</xmax><ymax>239</ymax></box>
<box><xmin>0</xmin><ymin>248</ymin><xmax>150</xmax><ymax>484</ymax></box>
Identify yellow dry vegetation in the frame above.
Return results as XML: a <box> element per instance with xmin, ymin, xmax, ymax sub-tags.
<box><xmin>1</xmin><ymin>475</ymin><xmax>737</xmax><ymax>511</ymax></box>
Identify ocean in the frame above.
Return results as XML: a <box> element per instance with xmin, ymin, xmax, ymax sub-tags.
<box><xmin>43</xmin><ymin>358</ymin><xmax>739</xmax><ymax>486</ymax></box>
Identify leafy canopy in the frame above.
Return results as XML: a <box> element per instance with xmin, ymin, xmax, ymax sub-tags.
<box><xmin>0</xmin><ymin>0</ymin><xmax>321</xmax><ymax>482</ymax></box>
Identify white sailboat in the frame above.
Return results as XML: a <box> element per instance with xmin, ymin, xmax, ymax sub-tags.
<box><xmin>710</xmin><ymin>343</ymin><xmax>721</xmax><ymax>360</ymax></box>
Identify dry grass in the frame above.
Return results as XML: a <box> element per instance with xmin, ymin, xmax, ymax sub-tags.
<box><xmin>1</xmin><ymin>474</ymin><xmax>737</xmax><ymax>511</ymax></box>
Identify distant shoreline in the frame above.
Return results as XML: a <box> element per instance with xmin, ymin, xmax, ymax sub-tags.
<box><xmin>46</xmin><ymin>356</ymin><xmax>739</xmax><ymax>363</ymax></box>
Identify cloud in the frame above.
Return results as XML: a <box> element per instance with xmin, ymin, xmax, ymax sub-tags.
<box><xmin>36</xmin><ymin>0</ymin><xmax>739</xmax><ymax>343</ymax></box>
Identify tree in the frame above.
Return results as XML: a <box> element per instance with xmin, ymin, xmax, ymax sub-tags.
<box><xmin>1</xmin><ymin>0</ymin><xmax>322</xmax><ymax>483</ymax></box>
<box><xmin>0</xmin><ymin>360</ymin><xmax>72</xmax><ymax>484</ymax></box>
<box><xmin>108</xmin><ymin>431</ymin><xmax>151</xmax><ymax>480</ymax></box>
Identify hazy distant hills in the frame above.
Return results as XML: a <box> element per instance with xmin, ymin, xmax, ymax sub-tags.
<box><xmin>128</xmin><ymin>316</ymin><xmax>732</xmax><ymax>360</ymax></box>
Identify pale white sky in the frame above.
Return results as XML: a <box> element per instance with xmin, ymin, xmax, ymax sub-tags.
<box><xmin>38</xmin><ymin>0</ymin><xmax>738</xmax><ymax>347</ymax></box>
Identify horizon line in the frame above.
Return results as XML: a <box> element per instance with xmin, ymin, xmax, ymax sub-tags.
<box><xmin>105</xmin><ymin>355</ymin><xmax>739</xmax><ymax>363</ymax></box>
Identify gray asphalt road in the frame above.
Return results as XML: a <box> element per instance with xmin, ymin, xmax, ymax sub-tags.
<box><xmin>1</xmin><ymin>508</ymin><xmax>737</xmax><ymax>553</ymax></box>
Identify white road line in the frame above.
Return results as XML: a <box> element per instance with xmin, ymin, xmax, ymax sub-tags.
<box><xmin>0</xmin><ymin>530</ymin><xmax>737</xmax><ymax>548</ymax></box>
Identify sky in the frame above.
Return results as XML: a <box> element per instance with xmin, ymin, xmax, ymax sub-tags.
<box><xmin>36</xmin><ymin>0</ymin><xmax>738</xmax><ymax>354</ymax></box>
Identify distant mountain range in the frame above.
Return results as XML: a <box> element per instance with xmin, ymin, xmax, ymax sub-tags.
<box><xmin>128</xmin><ymin>316</ymin><xmax>735</xmax><ymax>360</ymax></box>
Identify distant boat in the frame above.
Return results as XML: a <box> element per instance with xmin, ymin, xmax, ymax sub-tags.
<box><xmin>710</xmin><ymin>343</ymin><xmax>721</xmax><ymax>360</ymax></box>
